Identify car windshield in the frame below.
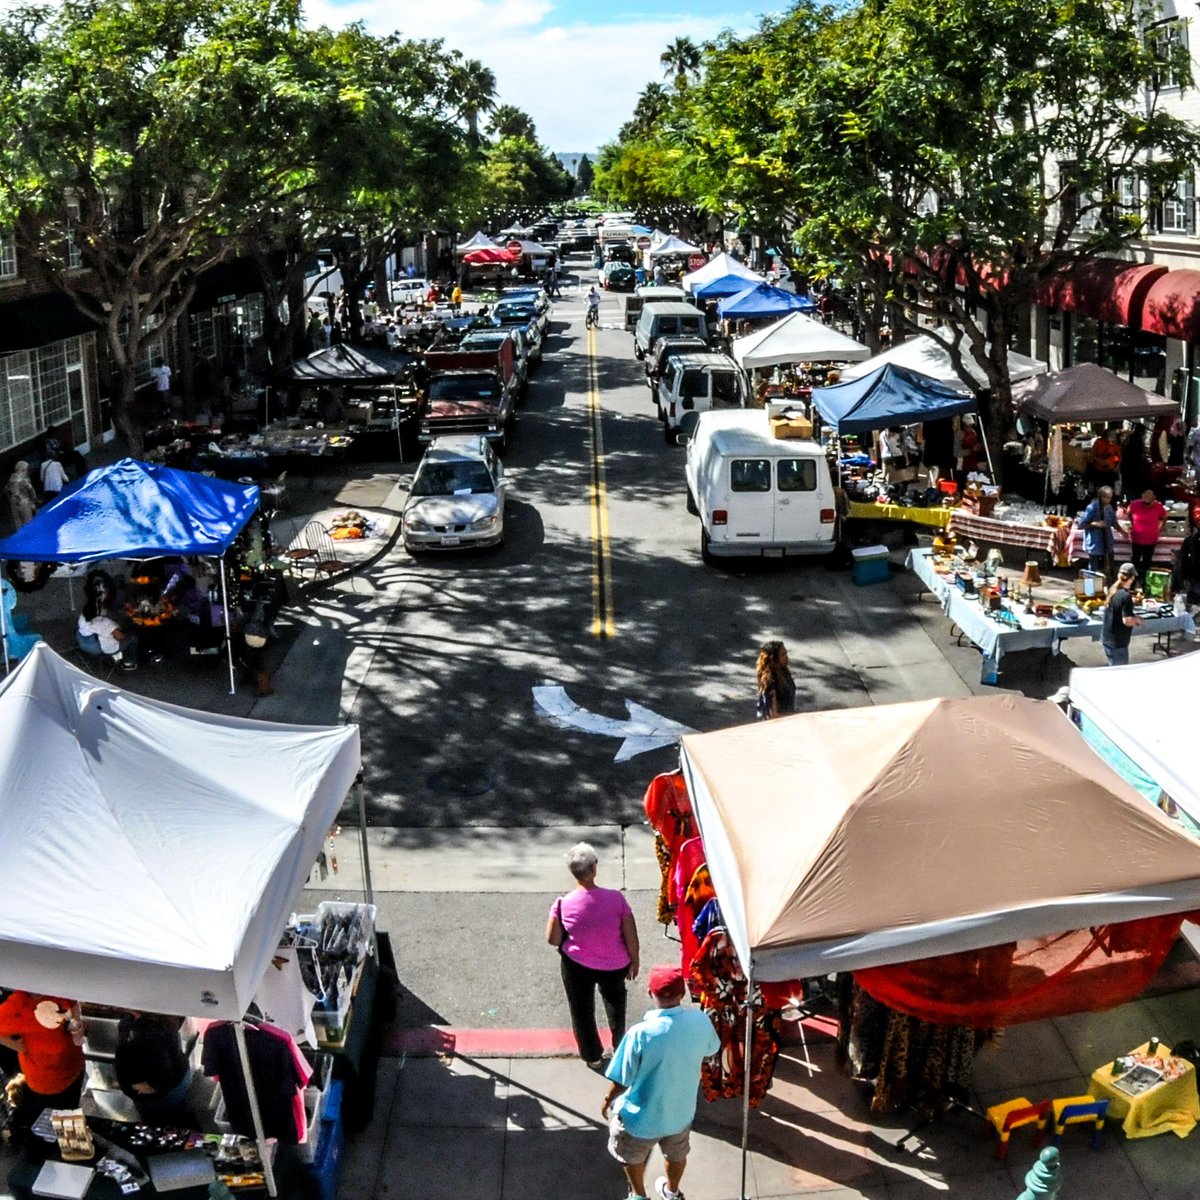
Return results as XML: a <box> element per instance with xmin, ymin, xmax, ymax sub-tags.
<box><xmin>495</xmin><ymin>304</ymin><xmax>534</xmax><ymax>319</ymax></box>
<box><xmin>412</xmin><ymin>461</ymin><xmax>495</xmax><ymax>496</ymax></box>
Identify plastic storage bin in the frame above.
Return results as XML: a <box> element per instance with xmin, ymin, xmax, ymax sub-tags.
<box><xmin>851</xmin><ymin>545</ymin><xmax>890</xmax><ymax>586</ymax></box>
<box><xmin>308</xmin><ymin>1081</ymin><xmax>345</xmax><ymax>1200</ymax></box>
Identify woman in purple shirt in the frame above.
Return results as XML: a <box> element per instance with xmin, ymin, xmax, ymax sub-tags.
<box><xmin>547</xmin><ymin>842</ymin><xmax>640</xmax><ymax>1068</ymax></box>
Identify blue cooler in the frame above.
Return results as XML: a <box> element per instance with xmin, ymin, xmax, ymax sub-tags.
<box><xmin>851</xmin><ymin>545</ymin><xmax>890</xmax><ymax>586</ymax></box>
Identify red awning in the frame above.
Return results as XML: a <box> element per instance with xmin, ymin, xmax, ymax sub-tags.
<box><xmin>1140</xmin><ymin>268</ymin><xmax>1200</xmax><ymax>342</ymax></box>
<box><xmin>1036</xmin><ymin>259</ymin><xmax>1166</xmax><ymax>326</ymax></box>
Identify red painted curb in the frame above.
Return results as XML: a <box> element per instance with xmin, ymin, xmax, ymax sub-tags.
<box><xmin>385</xmin><ymin>1015</ymin><xmax>837</xmax><ymax>1058</ymax></box>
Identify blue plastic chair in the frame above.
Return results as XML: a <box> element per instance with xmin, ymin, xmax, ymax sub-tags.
<box><xmin>1</xmin><ymin>579</ymin><xmax>42</xmax><ymax>662</ymax></box>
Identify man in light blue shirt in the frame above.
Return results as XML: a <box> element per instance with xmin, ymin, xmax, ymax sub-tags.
<box><xmin>601</xmin><ymin>965</ymin><xmax>720</xmax><ymax>1200</ymax></box>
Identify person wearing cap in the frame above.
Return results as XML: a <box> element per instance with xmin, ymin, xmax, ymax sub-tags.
<box><xmin>1101</xmin><ymin>563</ymin><xmax>1143</xmax><ymax>666</ymax></box>
<box><xmin>601</xmin><ymin>965</ymin><xmax>720</xmax><ymax>1200</ymax></box>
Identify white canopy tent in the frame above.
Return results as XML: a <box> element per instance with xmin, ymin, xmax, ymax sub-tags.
<box><xmin>649</xmin><ymin>234</ymin><xmax>702</xmax><ymax>259</ymax></box>
<box><xmin>455</xmin><ymin>231</ymin><xmax>498</xmax><ymax>255</ymax></box>
<box><xmin>839</xmin><ymin>326</ymin><xmax>1047</xmax><ymax>391</ymax></box>
<box><xmin>1069</xmin><ymin>654</ymin><xmax>1200</xmax><ymax>825</ymax></box>
<box><xmin>681</xmin><ymin>693</ymin><xmax>1200</xmax><ymax>983</ymax></box>
<box><xmin>681</xmin><ymin>251</ymin><xmax>758</xmax><ymax>294</ymax></box>
<box><xmin>730</xmin><ymin>311</ymin><xmax>871</xmax><ymax>369</ymax></box>
<box><xmin>0</xmin><ymin>644</ymin><xmax>363</xmax><ymax>1194</ymax></box>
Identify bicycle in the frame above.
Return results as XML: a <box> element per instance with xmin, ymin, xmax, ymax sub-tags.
<box><xmin>585</xmin><ymin>304</ymin><xmax>600</xmax><ymax>330</ymax></box>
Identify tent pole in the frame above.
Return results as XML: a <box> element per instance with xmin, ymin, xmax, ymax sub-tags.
<box><xmin>356</xmin><ymin>772</ymin><xmax>375</xmax><ymax>910</ymax></box>
<box><xmin>977</xmin><ymin>405</ymin><xmax>997</xmax><ymax>480</ymax></box>
<box><xmin>1</xmin><ymin>579</ymin><xmax>10</xmax><ymax>674</ymax></box>
<box><xmin>233</xmin><ymin>1021</ymin><xmax>278</xmax><ymax>1198</ymax></box>
<box><xmin>219</xmin><ymin>555</ymin><xmax>236</xmax><ymax>695</ymax></box>
<box><xmin>740</xmin><ymin>969</ymin><xmax>754</xmax><ymax>1200</ymax></box>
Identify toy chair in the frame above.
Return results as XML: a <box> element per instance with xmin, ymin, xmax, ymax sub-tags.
<box><xmin>1051</xmin><ymin>1096</ymin><xmax>1108</xmax><ymax>1148</ymax></box>
<box><xmin>1</xmin><ymin>578</ymin><xmax>43</xmax><ymax>663</ymax></box>
<box><xmin>986</xmin><ymin>1097</ymin><xmax>1050</xmax><ymax>1159</ymax></box>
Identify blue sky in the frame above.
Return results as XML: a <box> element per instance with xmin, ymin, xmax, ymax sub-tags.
<box><xmin>308</xmin><ymin>0</ymin><xmax>772</xmax><ymax>152</ymax></box>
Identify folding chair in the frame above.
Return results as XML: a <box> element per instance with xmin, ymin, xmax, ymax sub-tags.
<box><xmin>267</xmin><ymin>512</ymin><xmax>317</xmax><ymax>576</ymax></box>
<box><xmin>67</xmin><ymin>632</ymin><xmax>121</xmax><ymax>680</ymax></box>
<box><xmin>260</xmin><ymin>470</ymin><xmax>289</xmax><ymax>511</ymax></box>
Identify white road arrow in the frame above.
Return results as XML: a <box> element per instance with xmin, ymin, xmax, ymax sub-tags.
<box><xmin>532</xmin><ymin>684</ymin><xmax>696</xmax><ymax>762</ymax></box>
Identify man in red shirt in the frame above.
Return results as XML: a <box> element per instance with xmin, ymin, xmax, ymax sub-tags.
<box><xmin>0</xmin><ymin>992</ymin><xmax>86</xmax><ymax>1118</ymax></box>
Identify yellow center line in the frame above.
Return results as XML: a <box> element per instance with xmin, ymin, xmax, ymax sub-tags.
<box><xmin>587</xmin><ymin>322</ymin><xmax>615</xmax><ymax>639</ymax></box>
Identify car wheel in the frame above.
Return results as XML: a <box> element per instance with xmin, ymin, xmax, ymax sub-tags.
<box><xmin>634</xmin><ymin>347</ymin><xmax>644</xmax><ymax>360</ymax></box>
<box><xmin>686</xmin><ymin>488</ymin><xmax>698</xmax><ymax>516</ymax></box>
<box><xmin>700</xmin><ymin>528</ymin><xmax>715</xmax><ymax>565</ymax></box>
<box><xmin>664</xmin><ymin>422</ymin><xmax>677</xmax><ymax>446</ymax></box>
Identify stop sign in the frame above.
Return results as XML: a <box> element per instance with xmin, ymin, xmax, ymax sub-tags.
<box><xmin>636</xmin><ymin>235</ymin><xmax>652</xmax><ymax>250</ymax></box>
<box><xmin>506</xmin><ymin>240</ymin><xmax>523</xmax><ymax>255</ymax></box>
<box><xmin>688</xmin><ymin>253</ymin><xmax>707</xmax><ymax>271</ymax></box>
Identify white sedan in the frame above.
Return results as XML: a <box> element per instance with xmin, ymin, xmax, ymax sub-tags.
<box><xmin>402</xmin><ymin>436</ymin><xmax>506</xmax><ymax>553</ymax></box>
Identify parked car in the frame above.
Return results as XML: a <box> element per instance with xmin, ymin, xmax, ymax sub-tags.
<box><xmin>683</xmin><ymin>409</ymin><xmax>836</xmax><ymax>563</ymax></box>
<box><xmin>624</xmin><ymin>285</ymin><xmax>689</xmax><ymax>331</ymax></box>
<box><xmin>644</xmin><ymin>335</ymin><xmax>711</xmax><ymax>390</ymax></box>
<box><xmin>403</xmin><ymin>435</ymin><xmax>506</xmax><ymax>553</ymax></box>
<box><xmin>602</xmin><ymin>262</ymin><xmax>636</xmax><ymax>292</ymax></box>
<box><xmin>492</xmin><ymin>297</ymin><xmax>550</xmax><ymax>339</ymax></box>
<box><xmin>460</xmin><ymin>328</ymin><xmax>530</xmax><ymax>395</ymax></box>
<box><xmin>390</xmin><ymin>277</ymin><xmax>428</xmax><ymax>305</ymax></box>
<box><xmin>657</xmin><ymin>353</ymin><xmax>748</xmax><ymax>443</ymax></box>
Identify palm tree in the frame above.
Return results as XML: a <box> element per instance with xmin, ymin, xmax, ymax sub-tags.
<box><xmin>632</xmin><ymin>82</ymin><xmax>670</xmax><ymax>133</ymax></box>
<box><xmin>488</xmin><ymin>104</ymin><xmax>538</xmax><ymax>143</ymax></box>
<box><xmin>455</xmin><ymin>57</ymin><xmax>497</xmax><ymax>140</ymax></box>
<box><xmin>660</xmin><ymin>37</ymin><xmax>701</xmax><ymax>89</ymax></box>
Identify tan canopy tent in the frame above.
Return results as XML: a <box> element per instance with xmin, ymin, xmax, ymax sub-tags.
<box><xmin>1013</xmin><ymin>361</ymin><xmax>1178</xmax><ymax>423</ymax></box>
<box><xmin>681</xmin><ymin>694</ymin><xmax>1200</xmax><ymax>983</ymax></box>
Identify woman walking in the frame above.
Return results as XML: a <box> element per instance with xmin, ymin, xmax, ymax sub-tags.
<box><xmin>5</xmin><ymin>462</ymin><xmax>37</xmax><ymax>530</ymax></box>
<box><xmin>756</xmin><ymin>640</ymin><xmax>796</xmax><ymax>720</ymax></box>
<box><xmin>546</xmin><ymin>843</ymin><xmax>639</xmax><ymax>1069</ymax></box>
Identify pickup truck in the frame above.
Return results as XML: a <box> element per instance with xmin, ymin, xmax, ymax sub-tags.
<box><xmin>418</xmin><ymin>342</ymin><xmax>519</xmax><ymax>448</ymax></box>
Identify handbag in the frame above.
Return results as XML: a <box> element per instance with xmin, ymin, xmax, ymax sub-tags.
<box><xmin>548</xmin><ymin>899</ymin><xmax>566</xmax><ymax>949</ymax></box>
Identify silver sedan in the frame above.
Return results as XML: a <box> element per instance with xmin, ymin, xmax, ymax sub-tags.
<box><xmin>402</xmin><ymin>437</ymin><xmax>506</xmax><ymax>553</ymax></box>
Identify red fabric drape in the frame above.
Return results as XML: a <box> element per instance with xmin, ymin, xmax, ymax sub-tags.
<box><xmin>855</xmin><ymin>914</ymin><xmax>1196</xmax><ymax>1028</ymax></box>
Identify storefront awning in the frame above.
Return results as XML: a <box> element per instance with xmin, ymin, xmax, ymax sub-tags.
<box><xmin>0</xmin><ymin>291</ymin><xmax>100</xmax><ymax>353</ymax></box>
<box><xmin>1036</xmin><ymin>259</ymin><xmax>1166</xmax><ymax>326</ymax></box>
<box><xmin>1140</xmin><ymin>268</ymin><xmax>1200</xmax><ymax>343</ymax></box>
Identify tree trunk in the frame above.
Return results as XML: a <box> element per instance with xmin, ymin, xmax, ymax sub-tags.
<box><xmin>112</xmin><ymin>366</ymin><xmax>143</xmax><ymax>457</ymax></box>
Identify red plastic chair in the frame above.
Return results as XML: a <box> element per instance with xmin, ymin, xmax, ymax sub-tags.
<box><xmin>986</xmin><ymin>1097</ymin><xmax>1050</xmax><ymax>1159</ymax></box>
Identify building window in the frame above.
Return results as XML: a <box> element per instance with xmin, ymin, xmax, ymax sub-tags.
<box><xmin>1157</xmin><ymin>172</ymin><xmax>1195</xmax><ymax>235</ymax></box>
<box><xmin>0</xmin><ymin>339</ymin><xmax>88</xmax><ymax>452</ymax></box>
<box><xmin>1151</xmin><ymin>19</ymin><xmax>1187</xmax><ymax>90</ymax></box>
<box><xmin>0</xmin><ymin>229</ymin><xmax>17</xmax><ymax>279</ymax></box>
<box><xmin>65</xmin><ymin>202</ymin><xmax>83</xmax><ymax>270</ymax></box>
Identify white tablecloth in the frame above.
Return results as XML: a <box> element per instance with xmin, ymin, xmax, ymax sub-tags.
<box><xmin>906</xmin><ymin>549</ymin><xmax>1195</xmax><ymax>681</ymax></box>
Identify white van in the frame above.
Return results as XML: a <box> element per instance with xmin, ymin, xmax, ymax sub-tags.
<box><xmin>633</xmin><ymin>302</ymin><xmax>708</xmax><ymax>359</ymax></box>
<box><xmin>657</xmin><ymin>353</ymin><xmax>748</xmax><ymax>441</ymax></box>
<box><xmin>684</xmin><ymin>410</ymin><xmax>836</xmax><ymax>562</ymax></box>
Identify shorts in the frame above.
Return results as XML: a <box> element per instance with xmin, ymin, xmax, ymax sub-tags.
<box><xmin>607</xmin><ymin>1113</ymin><xmax>691</xmax><ymax>1166</ymax></box>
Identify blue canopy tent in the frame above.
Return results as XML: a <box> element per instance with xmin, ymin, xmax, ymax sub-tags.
<box><xmin>717</xmin><ymin>282</ymin><xmax>816</xmax><ymax>319</ymax></box>
<box><xmin>694</xmin><ymin>272</ymin><xmax>768</xmax><ymax>300</ymax></box>
<box><xmin>0</xmin><ymin>459</ymin><xmax>260</xmax><ymax>690</ymax></box>
<box><xmin>810</xmin><ymin>363</ymin><xmax>992</xmax><ymax>479</ymax></box>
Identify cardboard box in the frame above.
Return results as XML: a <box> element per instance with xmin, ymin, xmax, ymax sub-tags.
<box><xmin>770</xmin><ymin>414</ymin><xmax>813</xmax><ymax>440</ymax></box>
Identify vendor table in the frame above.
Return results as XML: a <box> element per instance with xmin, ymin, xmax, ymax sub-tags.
<box><xmin>1088</xmin><ymin>1042</ymin><xmax>1200</xmax><ymax>1139</ymax></box>
<box><xmin>907</xmin><ymin>549</ymin><xmax>1196</xmax><ymax>683</ymax></box>
<box><xmin>1065</xmin><ymin>525</ymin><xmax>1186</xmax><ymax>567</ymax></box>
<box><xmin>847</xmin><ymin>500</ymin><xmax>952</xmax><ymax>529</ymax></box>
<box><xmin>948</xmin><ymin>511</ymin><xmax>1070</xmax><ymax>563</ymax></box>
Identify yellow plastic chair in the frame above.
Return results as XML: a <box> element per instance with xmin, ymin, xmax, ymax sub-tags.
<box><xmin>986</xmin><ymin>1097</ymin><xmax>1049</xmax><ymax>1159</ymax></box>
<box><xmin>1052</xmin><ymin>1096</ymin><xmax>1108</xmax><ymax>1147</ymax></box>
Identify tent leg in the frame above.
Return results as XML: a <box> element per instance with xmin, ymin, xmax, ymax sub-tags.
<box><xmin>977</xmin><ymin>406</ymin><xmax>997</xmax><ymax>480</ymax></box>
<box><xmin>1</xmin><ymin>582</ymin><xmax>9</xmax><ymax>674</ymax></box>
<box><xmin>740</xmin><ymin>972</ymin><xmax>754</xmax><ymax>1200</ymax></box>
<box><xmin>356</xmin><ymin>773</ymin><xmax>375</xmax><ymax>910</ymax></box>
<box><xmin>220</xmin><ymin>555</ymin><xmax>236</xmax><ymax>696</ymax></box>
<box><xmin>233</xmin><ymin>1021</ymin><xmax>277</xmax><ymax>1198</ymax></box>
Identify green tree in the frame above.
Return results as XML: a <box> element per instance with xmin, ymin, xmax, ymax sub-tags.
<box><xmin>575</xmin><ymin>153</ymin><xmax>594</xmax><ymax>196</ymax></box>
<box><xmin>488</xmin><ymin>104</ymin><xmax>538</xmax><ymax>142</ymax></box>
<box><xmin>0</xmin><ymin>0</ymin><xmax>331</xmax><ymax>450</ymax></box>
<box><xmin>453</xmin><ymin>56</ymin><xmax>496</xmax><ymax>141</ymax></box>
<box><xmin>660</xmin><ymin>36</ymin><xmax>701</xmax><ymax>90</ymax></box>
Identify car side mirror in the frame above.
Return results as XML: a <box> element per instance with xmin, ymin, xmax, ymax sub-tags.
<box><xmin>678</xmin><ymin>411</ymin><xmax>700</xmax><ymax>442</ymax></box>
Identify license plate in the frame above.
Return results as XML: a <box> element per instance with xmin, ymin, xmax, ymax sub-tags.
<box><xmin>440</xmin><ymin>535</ymin><xmax>461</xmax><ymax>546</ymax></box>
<box><xmin>764</xmin><ymin>548</ymin><xmax>784</xmax><ymax>558</ymax></box>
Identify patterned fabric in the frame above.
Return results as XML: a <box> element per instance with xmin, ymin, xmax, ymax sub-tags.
<box><xmin>653</xmin><ymin>832</ymin><xmax>674</xmax><ymax>925</ymax></box>
<box><xmin>692</xmin><ymin>898</ymin><xmax>724</xmax><ymax>944</ymax></box>
<box><xmin>677</xmin><ymin>862</ymin><xmax>714</xmax><ymax>976</ymax></box>
<box><xmin>689</xmin><ymin>929</ymin><xmax>781</xmax><ymax>1108</ymax></box>
<box><xmin>642</xmin><ymin>771</ymin><xmax>695</xmax><ymax>855</ymax></box>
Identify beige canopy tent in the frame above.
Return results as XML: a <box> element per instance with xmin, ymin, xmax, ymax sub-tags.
<box><xmin>1013</xmin><ymin>360</ymin><xmax>1178</xmax><ymax>423</ymax></box>
<box><xmin>681</xmin><ymin>694</ymin><xmax>1200</xmax><ymax>983</ymax></box>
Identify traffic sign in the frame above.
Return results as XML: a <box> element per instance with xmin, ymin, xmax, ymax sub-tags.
<box><xmin>688</xmin><ymin>253</ymin><xmax>707</xmax><ymax>271</ymax></box>
<box><xmin>506</xmin><ymin>240</ymin><xmax>523</xmax><ymax>255</ymax></box>
<box><xmin>636</xmin><ymin>235</ymin><xmax>652</xmax><ymax>250</ymax></box>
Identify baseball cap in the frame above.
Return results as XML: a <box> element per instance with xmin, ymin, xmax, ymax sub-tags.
<box><xmin>647</xmin><ymin>965</ymin><xmax>686</xmax><ymax>997</ymax></box>
<box><xmin>1118</xmin><ymin>562</ymin><xmax>1136</xmax><ymax>579</ymax></box>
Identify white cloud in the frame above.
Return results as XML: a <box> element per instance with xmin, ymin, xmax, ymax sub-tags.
<box><xmin>302</xmin><ymin>0</ymin><xmax>755</xmax><ymax>151</ymax></box>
